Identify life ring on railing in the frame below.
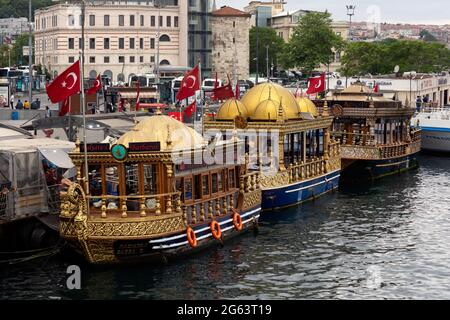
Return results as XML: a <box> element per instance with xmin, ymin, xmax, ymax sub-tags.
<box><xmin>232</xmin><ymin>210</ymin><xmax>243</xmax><ymax>231</ymax></box>
<box><xmin>210</xmin><ymin>220</ymin><xmax>222</xmax><ymax>240</ymax></box>
<box><xmin>186</xmin><ymin>226</ymin><xmax>197</xmax><ymax>248</ymax></box>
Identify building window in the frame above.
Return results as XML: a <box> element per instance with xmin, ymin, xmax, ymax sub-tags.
<box><xmin>69</xmin><ymin>56</ymin><xmax>75</xmax><ymax>63</ymax></box>
<box><xmin>130</xmin><ymin>15</ymin><xmax>135</xmax><ymax>26</ymax></box>
<box><xmin>79</xmin><ymin>38</ymin><xmax>83</xmax><ymax>49</ymax></box>
<box><xmin>130</xmin><ymin>38</ymin><xmax>135</xmax><ymax>49</ymax></box>
<box><xmin>119</xmin><ymin>56</ymin><xmax>125</xmax><ymax>63</ymax></box>
<box><xmin>119</xmin><ymin>38</ymin><xmax>124</xmax><ymax>49</ymax></box>
<box><xmin>160</xmin><ymin>59</ymin><xmax>170</xmax><ymax>65</ymax></box>
<box><xmin>104</xmin><ymin>38</ymin><xmax>110</xmax><ymax>49</ymax></box>
<box><xmin>336</xmin><ymin>31</ymin><xmax>341</xmax><ymax>37</ymax></box>
<box><xmin>167</xmin><ymin>16</ymin><xmax>171</xmax><ymax>27</ymax></box>
<box><xmin>150</xmin><ymin>38</ymin><xmax>155</xmax><ymax>49</ymax></box>
<box><xmin>68</xmin><ymin>38</ymin><xmax>74</xmax><ymax>49</ymax></box>
<box><xmin>119</xmin><ymin>15</ymin><xmax>124</xmax><ymax>26</ymax></box>
<box><xmin>233</xmin><ymin>21</ymin><xmax>235</xmax><ymax>28</ymax></box>
<box><xmin>89</xmin><ymin>38</ymin><xmax>95</xmax><ymax>49</ymax></box>
<box><xmin>233</xmin><ymin>38</ymin><xmax>235</xmax><ymax>43</ymax></box>
<box><xmin>130</xmin><ymin>56</ymin><xmax>135</xmax><ymax>63</ymax></box>
<box><xmin>140</xmin><ymin>56</ymin><xmax>144</xmax><ymax>63</ymax></box>
<box><xmin>150</xmin><ymin>56</ymin><xmax>155</xmax><ymax>63</ymax></box>
<box><xmin>89</xmin><ymin>56</ymin><xmax>95</xmax><ymax>63</ymax></box>
<box><xmin>335</xmin><ymin>51</ymin><xmax>341</xmax><ymax>63</ymax></box>
<box><xmin>89</xmin><ymin>15</ymin><xmax>95</xmax><ymax>26</ymax></box>
<box><xmin>104</xmin><ymin>56</ymin><xmax>110</xmax><ymax>63</ymax></box>
<box><xmin>104</xmin><ymin>15</ymin><xmax>110</xmax><ymax>26</ymax></box>
<box><xmin>151</xmin><ymin>16</ymin><xmax>155</xmax><ymax>27</ymax></box>
<box><xmin>159</xmin><ymin>34</ymin><xmax>170</xmax><ymax>42</ymax></box>
<box><xmin>159</xmin><ymin>16</ymin><xmax>163</xmax><ymax>27</ymax></box>
<box><xmin>140</xmin><ymin>15</ymin><xmax>144</xmax><ymax>26</ymax></box>
<box><xmin>139</xmin><ymin>38</ymin><xmax>144</xmax><ymax>49</ymax></box>
<box><xmin>174</xmin><ymin>16</ymin><xmax>179</xmax><ymax>27</ymax></box>
<box><xmin>68</xmin><ymin>14</ymin><xmax>74</xmax><ymax>26</ymax></box>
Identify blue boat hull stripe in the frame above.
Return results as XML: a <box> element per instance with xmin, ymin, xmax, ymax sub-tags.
<box><xmin>285</xmin><ymin>174</ymin><xmax>340</xmax><ymax>194</ymax></box>
<box><xmin>262</xmin><ymin>169</ymin><xmax>341</xmax><ymax>191</ymax></box>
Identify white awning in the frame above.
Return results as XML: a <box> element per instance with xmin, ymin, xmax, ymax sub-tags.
<box><xmin>38</xmin><ymin>147</ymin><xmax>74</xmax><ymax>169</ymax></box>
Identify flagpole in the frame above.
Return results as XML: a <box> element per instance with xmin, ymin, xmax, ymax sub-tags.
<box><xmin>80</xmin><ymin>0</ymin><xmax>90</xmax><ymax>199</ymax></box>
<box><xmin>198</xmin><ymin>58</ymin><xmax>203</xmax><ymax>134</ymax></box>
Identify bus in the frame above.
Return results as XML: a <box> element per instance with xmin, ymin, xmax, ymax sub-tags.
<box><xmin>128</xmin><ymin>74</ymin><xmax>157</xmax><ymax>88</ymax></box>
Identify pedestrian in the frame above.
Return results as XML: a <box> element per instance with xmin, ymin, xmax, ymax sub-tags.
<box><xmin>15</xmin><ymin>99</ymin><xmax>23</xmax><ymax>109</ymax></box>
<box><xmin>23</xmin><ymin>100</ymin><xmax>30</xmax><ymax>109</ymax></box>
<box><xmin>416</xmin><ymin>96</ymin><xmax>422</xmax><ymax>112</ymax></box>
<box><xmin>124</xmin><ymin>99</ymin><xmax>130</xmax><ymax>112</ymax></box>
<box><xmin>10</xmin><ymin>93</ymin><xmax>14</xmax><ymax>109</ymax></box>
<box><xmin>45</xmin><ymin>106</ymin><xmax>51</xmax><ymax>118</ymax></box>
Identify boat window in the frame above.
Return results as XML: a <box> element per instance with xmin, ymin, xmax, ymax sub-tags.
<box><xmin>176</xmin><ymin>178</ymin><xmax>184</xmax><ymax>201</ymax></box>
<box><xmin>218</xmin><ymin>171</ymin><xmax>223</xmax><ymax>192</ymax></box>
<box><xmin>184</xmin><ymin>178</ymin><xmax>193</xmax><ymax>201</ymax></box>
<box><xmin>229</xmin><ymin>169</ymin><xmax>236</xmax><ymax>189</ymax></box>
<box><xmin>105</xmin><ymin>166</ymin><xmax>119</xmax><ymax>196</ymax></box>
<box><xmin>194</xmin><ymin>175</ymin><xmax>201</xmax><ymax>200</ymax></box>
<box><xmin>211</xmin><ymin>173</ymin><xmax>218</xmax><ymax>194</ymax></box>
<box><xmin>88</xmin><ymin>165</ymin><xmax>103</xmax><ymax>197</ymax></box>
<box><xmin>125</xmin><ymin>164</ymin><xmax>139</xmax><ymax>195</ymax></box>
<box><xmin>202</xmin><ymin>174</ymin><xmax>210</xmax><ymax>197</ymax></box>
<box><xmin>284</xmin><ymin>134</ymin><xmax>290</xmax><ymax>166</ymax></box>
<box><xmin>143</xmin><ymin>164</ymin><xmax>157</xmax><ymax>195</ymax></box>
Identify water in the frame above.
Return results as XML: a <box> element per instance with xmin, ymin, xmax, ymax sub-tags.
<box><xmin>1</xmin><ymin>154</ymin><xmax>449</xmax><ymax>300</ymax></box>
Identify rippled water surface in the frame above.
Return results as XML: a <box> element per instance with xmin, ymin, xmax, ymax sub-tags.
<box><xmin>1</xmin><ymin>154</ymin><xmax>449</xmax><ymax>300</ymax></box>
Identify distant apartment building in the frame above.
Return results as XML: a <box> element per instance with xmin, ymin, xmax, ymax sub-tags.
<box><xmin>211</xmin><ymin>6</ymin><xmax>251</xmax><ymax>82</ymax></box>
<box><xmin>244</xmin><ymin>0</ymin><xmax>285</xmax><ymax>27</ymax></box>
<box><xmin>34</xmin><ymin>0</ymin><xmax>188</xmax><ymax>83</ymax></box>
<box><xmin>0</xmin><ymin>17</ymin><xmax>28</xmax><ymax>44</ymax></box>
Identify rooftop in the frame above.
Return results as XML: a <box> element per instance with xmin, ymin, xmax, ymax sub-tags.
<box><xmin>213</xmin><ymin>6</ymin><xmax>251</xmax><ymax>18</ymax></box>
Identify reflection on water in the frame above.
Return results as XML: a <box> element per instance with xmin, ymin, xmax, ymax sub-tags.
<box><xmin>1</xmin><ymin>155</ymin><xmax>450</xmax><ymax>300</ymax></box>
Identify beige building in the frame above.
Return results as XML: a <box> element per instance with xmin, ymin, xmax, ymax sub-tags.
<box><xmin>211</xmin><ymin>6</ymin><xmax>251</xmax><ymax>82</ymax></box>
<box><xmin>244</xmin><ymin>0</ymin><xmax>285</xmax><ymax>27</ymax></box>
<box><xmin>34</xmin><ymin>0</ymin><xmax>188</xmax><ymax>83</ymax></box>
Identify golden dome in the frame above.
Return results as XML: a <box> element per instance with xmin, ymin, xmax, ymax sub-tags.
<box><xmin>117</xmin><ymin>115</ymin><xmax>205</xmax><ymax>150</ymax></box>
<box><xmin>241</xmin><ymin>82</ymin><xmax>301</xmax><ymax>120</ymax></box>
<box><xmin>216</xmin><ymin>98</ymin><xmax>249</xmax><ymax>120</ymax></box>
<box><xmin>296</xmin><ymin>97</ymin><xmax>318</xmax><ymax>117</ymax></box>
<box><xmin>251</xmin><ymin>99</ymin><xmax>282</xmax><ymax>121</ymax></box>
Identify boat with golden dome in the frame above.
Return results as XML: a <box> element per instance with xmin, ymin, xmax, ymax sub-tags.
<box><xmin>313</xmin><ymin>81</ymin><xmax>421</xmax><ymax>182</ymax></box>
<box><xmin>58</xmin><ymin>113</ymin><xmax>262</xmax><ymax>264</ymax></box>
<box><xmin>204</xmin><ymin>82</ymin><xmax>341</xmax><ymax>210</ymax></box>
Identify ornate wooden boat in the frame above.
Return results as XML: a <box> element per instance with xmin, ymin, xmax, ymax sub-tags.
<box><xmin>204</xmin><ymin>82</ymin><xmax>341</xmax><ymax>210</ymax></box>
<box><xmin>314</xmin><ymin>81</ymin><xmax>421</xmax><ymax>182</ymax></box>
<box><xmin>59</xmin><ymin>113</ymin><xmax>262</xmax><ymax>264</ymax></box>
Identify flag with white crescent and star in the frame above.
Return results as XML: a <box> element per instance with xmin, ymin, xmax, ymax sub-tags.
<box><xmin>46</xmin><ymin>60</ymin><xmax>81</xmax><ymax>103</ymax></box>
<box><xmin>86</xmin><ymin>75</ymin><xmax>102</xmax><ymax>95</ymax></box>
<box><xmin>176</xmin><ymin>64</ymin><xmax>200</xmax><ymax>102</ymax></box>
<box><xmin>306</xmin><ymin>73</ymin><xmax>325</xmax><ymax>95</ymax></box>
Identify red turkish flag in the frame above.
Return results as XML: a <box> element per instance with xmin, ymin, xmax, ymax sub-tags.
<box><xmin>135</xmin><ymin>81</ymin><xmax>141</xmax><ymax>111</ymax></box>
<box><xmin>168</xmin><ymin>111</ymin><xmax>183</xmax><ymax>122</ymax></box>
<box><xmin>86</xmin><ymin>75</ymin><xmax>101</xmax><ymax>95</ymax></box>
<box><xmin>213</xmin><ymin>75</ymin><xmax>235</xmax><ymax>101</ymax></box>
<box><xmin>373</xmin><ymin>83</ymin><xmax>379</xmax><ymax>93</ymax></box>
<box><xmin>183</xmin><ymin>101</ymin><xmax>196</xmax><ymax>118</ymax></box>
<box><xmin>59</xmin><ymin>98</ymin><xmax>70</xmax><ymax>116</ymax></box>
<box><xmin>46</xmin><ymin>60</ymin><xmax>80</xmax><ymax>103</ymax></box>
<box><xmin>176</xmin><ymin>65</ymin><xmax>200</xmax><ymax>101</ymax></box>
<box><xmin>306</xmin><ymin>73</ymin><xmax>325</xmax><ymax>95</ymax></box>
<box><xmin>235</xmin><ymin>79</ymin><xmax>240</xmax><ymax>99</ymax></box>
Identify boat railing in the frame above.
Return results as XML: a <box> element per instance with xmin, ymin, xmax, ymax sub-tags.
<box><xmin>183</xmin><ymin>190</ymin><xmax>239</xmax><ymax>225</ymax></box>
<box><xmin>87</xmin><ymin>191</ymin><xmax>183</xmax><ymax>218</ymax></box>
<box><xmin>331</xmin><ymin>131</ymin><xmax>377</xmax><ymax>147</ymax></box>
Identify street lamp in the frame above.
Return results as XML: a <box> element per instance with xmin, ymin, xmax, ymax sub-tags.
<box><xmin>28</xmin><ymin>0</ymin><xmax>33</xmax><ymax>105</ymax></box>
<box><xmin>346</xmin><ymin>5</ymin><xmax>356</xmax><ymax>41</ymax></box>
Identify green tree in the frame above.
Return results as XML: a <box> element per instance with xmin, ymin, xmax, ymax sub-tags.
<box><xmin>10</xmin><ymin>33</ymin><xmax>33</xmax><ymax>66</ymax></box>
<box><xmin>249</xmin><ymin>27</ymin><xmax>286</xmax><ymax>75</ymax></box>
<box><xmin>280</xmin><ymin>11</ymin><xmax>344</xmax><ymax>73</ymax></box>
<box><xmin>0</xmin><ymin>0</ymin><xmax>53</xmax><ymax>19</ymax></box>
<box><xmin>419</xmin><ymin>29</ymin><xmax>438</xmax><ymax>42</ymax></box>
<box><xmin>340</xmin><ymin>39</ymin><xmax>450</xmax><ymax>76</ymax></box>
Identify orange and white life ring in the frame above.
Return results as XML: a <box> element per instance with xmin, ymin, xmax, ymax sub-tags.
<box><xmin>186</xmin><ymin>226</ymin><xmax>197</xmax><ymax>248</ymax></box>
<box><xmin>233</xmin><ymin>211</ymin><xmax>243</xmax><ymax>231</ymax></box>
<box><xmin>210</xmin><ymin>220</ymin><xmax>222</xmax><ymax>240</ymax></box>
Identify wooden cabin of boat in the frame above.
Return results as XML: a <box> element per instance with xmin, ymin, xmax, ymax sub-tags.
<box><xmin>314</xmin><ymin>82</ymin><xmax>421</xmax><ymax>181</ymax></box>
<box><xmin>59</xmin><ymin>114</ymin><xmax>262</xmax><ymax>264</ymax></box>
<box><xmin>204</xmin><ymin>82</ymin><xmax>341</xmax><ymax>210</ymax></box>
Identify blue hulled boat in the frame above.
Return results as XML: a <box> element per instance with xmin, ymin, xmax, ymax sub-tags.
<box><xmin>204</xmin><ymin>82</ymin><xmax>341</xmax><ymax>210</ymax></box>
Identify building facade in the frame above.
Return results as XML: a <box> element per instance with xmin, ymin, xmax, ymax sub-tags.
<box><xmin>0</xmin><ymin>17</ymin><xmax>29</xmax><ymax>45</ymax></box>
<box><xmin>329</xmin><ymin>74</ymin><xmax>450</xmax><ymax>108</ymax></box>
<box><xmin>211</xmin><ymin>6</ymin><xmax>251</xmax><ymax>82</ymax></box>
<box><xmin>188</xmin><ymin>0</ymin><xmax>213</xmax><ymax>77</ymax></box>
<box><xmin>244</xmin><ymin>0</ymin><xmax>285</xmax><ymax>27</ymax></box>
<box><xmin>34</xmin><ymin>0</ymin><xmax>188</xmax><ymax>83</ymax></box>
